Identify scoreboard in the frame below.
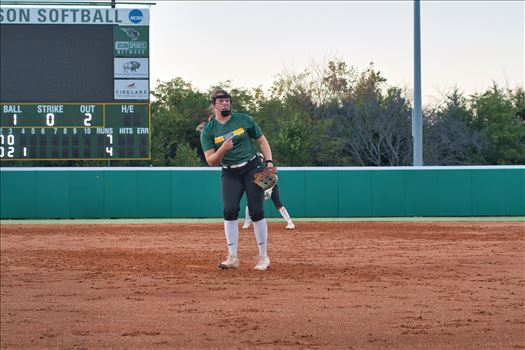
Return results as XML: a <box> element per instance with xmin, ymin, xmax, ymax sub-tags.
<box><xmin>0</xmin><ymin>7</ymin><xmax>151</xmax><ymax>161</ymax></box>
<box><xmin>0</xmin><ymin>103</ymin><xmax>149</xmax><ymax>160</ymax></box>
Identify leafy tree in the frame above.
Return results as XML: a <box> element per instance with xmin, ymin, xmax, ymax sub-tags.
<box><xmin>265</xmin><ymin>59</ymin><xmax>356</xmax><ymax>165</ymax></box>
<box><xmin>320</xmin><ymin>60</ymin><xmax>357</xmax><ymax>106</ymax></box>
<box><xmin>424</xmin><ymin>89</ymin><xmax>489</xmax><ymax>165</ymax></box>
<box><xmin>150</xmin><ymin>78</ymin><xmax>209</xmax><ymax>166</ymax></box>
<box><xmin>251</xmin><ymin>97</ymin><xmax>283</xmax><ymax>137</ymax></box>
<box><xmin>512</xmin><ymin>87</ymin><xmax>525</xmax><ymax>123</ymax></box>
<box><xmin>469</xmin><ymin>84</ymin><xmax>525</xmax><ymax>164</ymax></box>
<box><xmin>340</xmin><ymin>67</ymin><xmax>412</xmax><ymax>166</ymax></box>
<box><xmin>272</xmin><ymin>112</ymin><xmax>313</xmax><ymax>166</ymax></box>
<box><xmin>171</xmin><ymin>142</ymin><xmax>203</xmax><ymax>166</ymax></box>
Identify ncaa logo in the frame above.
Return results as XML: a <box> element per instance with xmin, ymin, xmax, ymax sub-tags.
<box><xmin>129</xmin><ymin>9</ymin><xmax>144</xmax><ymax>24</ymax></box>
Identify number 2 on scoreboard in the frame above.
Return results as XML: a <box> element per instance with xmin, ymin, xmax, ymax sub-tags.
<box><xmin>84</xmin><ymin>113</ymin><xmax>92</xmax><ymax>126</ymax></box>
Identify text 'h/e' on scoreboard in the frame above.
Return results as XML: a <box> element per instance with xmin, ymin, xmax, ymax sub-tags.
<box><xmin>0</xmin><ymin>7</ymin><xmax>151</xmax><ymax>160</ymax></box>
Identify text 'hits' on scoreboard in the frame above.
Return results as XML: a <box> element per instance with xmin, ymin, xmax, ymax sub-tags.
<box><xmin>0</xmin><ymin>7</ymin><xmax>151</xmax><ymax>160</ymax></box>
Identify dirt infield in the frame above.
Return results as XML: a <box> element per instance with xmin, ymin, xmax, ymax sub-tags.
<box><xmin>1</xmin><ymin>221</ymin><xmax>524</xmax><ymax>349</ymax></box>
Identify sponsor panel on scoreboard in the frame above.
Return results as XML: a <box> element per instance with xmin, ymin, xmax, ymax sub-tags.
<box><xmin>113</xmin><ymin>26</ymin><xmax>149</xmax><ymax>57</ymax></box>
<box><xmin>114</xmin><ymin>58</ymin><xmax>149</xmax><ymax>78</ymax></box>
<box><xmin>114</xmin><ymin>80</ymin><xmax>149</xmax><ymax>100</ymax></box>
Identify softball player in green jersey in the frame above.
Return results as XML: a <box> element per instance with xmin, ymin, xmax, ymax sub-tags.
<box><xmin>200</xmin><ymin>89</ymin><xmax>274</xmax><ymax>271</ymax></box>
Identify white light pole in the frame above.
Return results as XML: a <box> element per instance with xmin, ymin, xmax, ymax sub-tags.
<box><xmin>413</xmin><ymin>0</ymin><xmax>423</xmax><ymax>166</ymax></box>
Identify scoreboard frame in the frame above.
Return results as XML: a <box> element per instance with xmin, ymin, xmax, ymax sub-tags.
<box><xmin>0</xmin><ymin>102</ymin><xmax>151</xmax><ymax>161</ymax></box>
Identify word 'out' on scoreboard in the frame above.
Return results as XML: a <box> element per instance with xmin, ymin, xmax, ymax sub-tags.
<box><xmin>0</xmin><ymin>6</ymin><xmax>151</xmax><ymax>160</ymax></box>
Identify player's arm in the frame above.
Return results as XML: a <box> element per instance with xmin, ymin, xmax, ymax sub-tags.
<box><xmin>204</xmin><ymin>137</ymin><xmax>233</xmax><ymax>166</ymax></box>
<box><xmin>255</xmin><ymin>135</ymin><xmax>273</xmax><ymax>168</ymax></box>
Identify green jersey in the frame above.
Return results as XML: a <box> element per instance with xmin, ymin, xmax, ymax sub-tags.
<box><xmin>200</xmin><ymin>112</ymin><xmax>263</xmax><ymax>166</ymax></box>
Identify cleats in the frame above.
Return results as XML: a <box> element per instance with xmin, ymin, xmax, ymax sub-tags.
<box><xmin>254</xmin><ymin>256</ymin><xmax>270</xmax><ymax>271</ymax></box>
<box><xmin>286</xmin><ymin>222</ymin><xmax>295</xmax><ymax>230</ymax></box>
<box><xmin>218</xmin><ymin>255</ymin><xmax>239</xmax><ymax>269</ymax></box>
<box><xmin>241</xmin><ymin>222</ymin><xmax>251</xmax><ymax>229</ymax></box>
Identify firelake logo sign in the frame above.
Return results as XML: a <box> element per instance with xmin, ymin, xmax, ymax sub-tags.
<box><xmin>114</xmin><ymin>79</ymin><xmax>149</xmax><ymax>100</ymax></box>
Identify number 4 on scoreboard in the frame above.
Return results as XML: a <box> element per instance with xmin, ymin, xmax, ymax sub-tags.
<box><xmin>105</xmin><ymin>134</ymin><xmax>113</xmax><ymax>156</ymax></box>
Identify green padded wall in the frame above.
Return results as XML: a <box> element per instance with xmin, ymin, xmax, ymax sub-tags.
<box><xmin>372</xmin><ymin>171</ymin><xmax>406</xmax><ymax>217</ymax></box>
<box><xmin>138</xmin><ymin>171</ymin><xmax>172</xmax><ymax>218</ymax></box>
<box><xmin>339</xmin><ymin>170</ymin><xmax>372</xmax><ymax>217</ymax></box>
<box><xmin>438</xmin><ymin>170</ymin><xmax>472</xmax><ymax>216</ymax></box>
<box><xmin>305</xmin><ymin>171</ymin><xmax>339</xmax><ymax>217</ymax></box>
<box><xmin>69</xmin><ymin>171</ymin><xmax>105</xmax><ymax>218</ymax></box>
<box><xmin>105</xmin><ymin>171</ymin><xmax>138</xmax><ymax>218</ymax></box>
<box><xmin>37</xmin><ymin>171</ymin><xmax>70</xmax><ymax>218</ymax></box>
<box><xmin>1</xmin><ymin>170</ymin><xmax>36</xmax><ymax>218</ymax></box>
<box><xmin>504</xmin><ymin>168</ymin><xmax>525</xmax><ymax>216</ymax></box>
<box><xmin>471</xmin><ymin>169</ymin><xmax>506</xmax><ymax>216</ymax></box>
<box><xmin>405</xmin><ymin>170</ymin><xmax>438</xmax><ymax>216</ymax></box>
<box><xmin>0</xmin><ymin>167</ymin><xmax>523</xmax><ymax>219</ymax></box>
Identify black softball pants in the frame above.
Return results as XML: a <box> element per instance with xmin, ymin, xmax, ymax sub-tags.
<box><xmin>270</xmin><ymin>184</ymin><xmax>283</xmax><ymax>209</ymax></box>
<box><xmin>221</xmin><ymin>157</ymin><xmax>265</xmax><ymax>221</ymax></box>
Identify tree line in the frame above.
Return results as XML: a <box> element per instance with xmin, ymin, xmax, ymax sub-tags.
<box><xmin>5</xmin><ymin>59</ymin><xmax>525</xmax><ymax>167</ymax></box>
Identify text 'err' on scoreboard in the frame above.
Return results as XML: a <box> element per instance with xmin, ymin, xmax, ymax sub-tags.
<box><xmin>0</xmin><ymin>103</ymin><xmax>150</xmax><ymax>160</ymax></box>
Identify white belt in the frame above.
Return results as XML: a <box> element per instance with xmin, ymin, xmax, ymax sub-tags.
<box><xmin>222</xmin><ymin>155</ymin><xmax>257</xmax><ymax>169</ymax></box>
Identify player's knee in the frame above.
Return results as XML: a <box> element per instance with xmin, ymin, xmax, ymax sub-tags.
<box><xmin>250</xmin><ymin>210</ymin><xmax>264</xmax><ymax>222</ymax></box>
<box><xmin>223</xmin><ymin>208</ymin><xmax>239</xmax><ymax>220</ymax></box>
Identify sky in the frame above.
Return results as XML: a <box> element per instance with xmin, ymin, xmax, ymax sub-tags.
<box><xmin>147</xmin><ymin>1</ymin><xmax>524</xmax><ymax>105</ymax></box>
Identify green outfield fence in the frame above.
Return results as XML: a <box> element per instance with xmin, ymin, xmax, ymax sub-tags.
<box><xmin>0</xmin><ymin>166</ymin><xmax>524</xmax><ymax>219</ymax></box>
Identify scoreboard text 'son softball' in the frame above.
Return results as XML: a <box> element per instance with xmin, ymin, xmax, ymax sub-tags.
<box><xmin>0</xmin><ymin>103</ymin><xmax>150</xmax><ymax>160</ymax></box>
<box><xmin>0</xmin><ymin>7</ymin><xmax>151</xmax><ymax>160</ymax></box>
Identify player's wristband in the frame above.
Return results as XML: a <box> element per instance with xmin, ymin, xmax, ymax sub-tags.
<box><xmin>265</xmin><ymin>160</ymin><xmax>274</xmax><ymax>165</ymax></box>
